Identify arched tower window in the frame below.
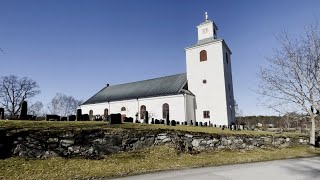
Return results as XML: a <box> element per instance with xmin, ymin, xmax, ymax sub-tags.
<box><xmin>121</xmin><ymin>107</ymin><xmax>126</xmax><ymax>111</ymax></box>
<box><xmin>140</xmin><ymin>105</ymin><xmax>146</xmax><ymax>119</ymax></box>
<box><xmin>200</xmin><ymin>50</ymin><xmax>207</xmax><ymax>62</ymax></box>
<box><xmin>104</xmin><ymin>108</ymin><xmax>108</xmax><ymax>116</ymax></box>
<box><xmin>89</xmin><ymin>110</ymin><xmax>93</xmax><ymax>120</ymax></box>
<box><xmin>162</xmin><ymin>103</ymin><xmax>169</xmax><ymax>119</ymax></box>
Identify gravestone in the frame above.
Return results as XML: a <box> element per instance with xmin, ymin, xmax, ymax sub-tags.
<box><xmin>46</xmin><ymin>114</ymin><xmax>60</xmax><ymax>121</ymax></box>
<box><xmin>204</xmin><ymin>122</ymin><xmax>207</xmax><ymax>127</ymax></box>
<box><xmin>0</xmin><ymin>108</ymin><xmax>4</xmax><ymax>119</ymax></box>
<box><xmin>76</xmin><ymin>109</ymin><xmax>82</xmax><ymax>121</ymax></box>
<box><xmin>165</xmin><ymin>113</ymin><xmax>170</xmax><ymax>126</ymax></box>
<box><xmin>144</xmin><ymin>111</ymin><xmax>149</xmax><ymax>124</ymax></box>
<box><xmin>68</xmin><ymin>115</ymin><xmax>76</xmax><ymax>121</ymax></box>
<box><xmin>82</xmin><ymin>114</ymin><xmax>89</xmax><ymax>121</ymax></box>
<box><xmin>160</xmin><ymin>120</ymin><xmax>164</xmax><ymax>124</ymax></box>
<box><xmin>171</xmin><ymin>120</ymin><xmax>176</xmax><ymax>126</ymax></box>
<box><xmin>110</xmin><ymin>113</ymin><xmax>121</xmax><ymax>124</ymax></box>
<box><xmin>20</xmin><ymin>101</ymin><xmax>28</xmax><ymax>120</ymax></box>
<box><xmin>61</xmin><ymin>117</ymin><xmax>67</xmax><ymax>121</ymax></box>
<box><xmin>151</xmin><ymin>118</ymin><xmax>154</xmax><ymax>124</ymax></box>
<box><xmin>199</xmin><ymin>122</ymin><xmax>203</xmax><ymax>126</ymax></box>
<box><xmin>195</xmin><ymin>122</ymin><xmax>198</xmax><ymax>126</ymax></box>
<box><xmin>155</xmin><ymin>119</ymin><xmax>160</xmax><ymax>124</ymax></box>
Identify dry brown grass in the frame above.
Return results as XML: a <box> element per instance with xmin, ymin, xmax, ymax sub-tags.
<box><xmin>0</xmin><ymin>146</ymin><xmax>319</xmax><ymax>180</ymax></box>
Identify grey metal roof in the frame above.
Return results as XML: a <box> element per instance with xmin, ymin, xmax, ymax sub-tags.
<box><xmin>185</xmin><ymin>38</ymin><xmax>222</xmax><ymax>49</ymax></box>
<box><xmin>82</xmin><ymin>73</ymin><xmax>189</xmax><ymax>105</ymax></box>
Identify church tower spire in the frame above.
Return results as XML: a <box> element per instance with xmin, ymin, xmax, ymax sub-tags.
<box><xmin>197</xmin><ymin>12</ymin><xmax>218</xmax><ymax>41</ymax></box>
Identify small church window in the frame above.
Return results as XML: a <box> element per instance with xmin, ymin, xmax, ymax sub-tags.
<box><xmin>162</xmin><ymin>103</ymin><xmax>169</xmax><ymax>119</ymax></box>
<box><xmin>203</xmin><ymin>111</ymin><xmax>210</xmax><ymax>118</ymax></box>
<box><xmin>200</xmin><ymin>50</ymin><xmax>207</xmax><ymax>62</ymax></box>
<box><xmin>121</xmin><ymin>107</ymin><xmax>126</xmax><ymax>111</ymax></box>
<box><xmin>140</xmin><ymin>105</ymin><xmax>146</xmax><ymax>119</ymax></box>
<box><xmin>203</xmin><ymin>79</ymin><xmax>207</xmax><ymax>84</ymax></box>
<box><xmin>226</xmin><ymin>52</ymin><xmax>229</xmax><ymax>64</ymax></box>
<box><xmin>89</xmin><ymin>110</ymin><xmax>93</xmax><ymax>120</ymax></box>
<box><xmin>104</xmin><ymin>108</ymin><xmax>108</xmax><ymax>116</ymax></box>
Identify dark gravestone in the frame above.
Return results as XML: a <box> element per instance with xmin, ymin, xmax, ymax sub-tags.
<box><xmin>76</xmin><ymin>109</ymin><xmax>82</xmax><ymax>121</ymax></box>
<box><xmin>0</xmin><ymin>108</ymin><xmax>4</xmax><ymax>119</ymax></box>
<box><xmin>171</xmin><ymin>120</ymin><xmax>176</xmax><ymax>126</ymax></box>
<box><xmin>160</xmin><ymin>120</ymin><xmax>164</xmax><ymax>124</ymax></box>
<box><xmin>25</xmin><ymin>115</ymin><xmax>35</xmax><ymax>120</ymax></box>
<box><xmin>144</xmin><ymin>111</ymin><xmax>149</xmax><ymax>124</ymax></box>
<box><xmin>20</xmin><ymin>101</ymin><xmax>28</xmax><ymax>120</ymax></box>
<box><xmin>195</xmin><ymin>122</ymin><xmax>198</xmax><ymax>126</ymax></box>
<box><xmin>200</xmin><ymin>122</ymin><xmax>203</xmax><ymax>127</ymax></box>
<box><xmin>214</xmin><ymin>124</ymin><xmax>217</xmax><ymax>127</ymax></box>
<box><xmin>151</xmin><ymin>118</ymin><xmax>154</xmax><ymax>124</ymax></box>
<box><xmin>61</xmin><ymin>117</ymin><xmax>67</xmax><ymax>121</ymax></box>
<box><xmin>82</xmin><ymin>114</ymin><xmax>89</xmax><ymax>121</ymax></box>
<box><xmin>110</xmin><ymin>113</ymin><xmax>121</xmax><ymax>124</ymax></box>
<box><xmin>190</xmin><ymin>120</ymin><xmax>193</xmax><ymax>126</ymax></box>
<box><xmin>135</xmin><ymin>120</ymin><xmax>140</xmax><ymax>123</ymax></box>
<box><xmin>165</xmin><ymin>113</ymin><xmax>170</xmax><ymax>126</ymax></box>
<box><xmin>155</xmin><ymin>119</ymin><xmax>160</xmax><ymax>124</ymax></box>
<box><xmin>176</xmin><ymin>121</ymin><xmax>180</xmax><ymax>125</ymax></box>
<box><xmin>184</xmin><ymin>121</ymin><xmax>187</xmax><ymax>125</ymax></box>
<box><xmin>204</xmin><ymin>122</ymin><xmax>208</xmax><ymax>127</ymax></box>
<box><xmin>68</xmin><ymin>115</ymin><xmax>76</xmax><ymax>121</ymax></box>
<box><xmin>46</xmin><ymin>114</ymin><xmax>60</xmax><ymax>121</ymax></box>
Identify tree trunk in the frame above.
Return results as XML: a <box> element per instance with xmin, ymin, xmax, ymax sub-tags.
<box><xmin>310</xmin><ymin>115</ymin><xmax>316</xmax><ymax>147</ymax></box>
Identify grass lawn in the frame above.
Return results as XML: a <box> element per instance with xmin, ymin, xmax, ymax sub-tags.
<box><xmin>0</xmin><ymin>146</ymin><xmax>319</xmax><ymax>180</ymax></box>
<box><xmin>0</xmin><ymin>120</ymin><xmax>306</xmax><ymax>137</ymax></box>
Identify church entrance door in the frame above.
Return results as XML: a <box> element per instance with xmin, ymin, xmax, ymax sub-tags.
<box><xmin>121</xmin><ymin>114</ymin><xmax>126</xmax><ymax>122</ymax></box>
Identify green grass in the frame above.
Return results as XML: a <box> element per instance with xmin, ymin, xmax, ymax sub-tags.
<box><xmin>0</xmin><ymin>146</ymin><xmax>319</xmax><ymax>180</ymax></box>
<box><xmin>0</xmin><ymin>120</ymin><xmax>306</xmax><ymax>137</ymax></box>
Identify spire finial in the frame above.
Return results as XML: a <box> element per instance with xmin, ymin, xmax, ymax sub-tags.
<box><xmin>205</xmin><ymin>12</ymin><xmax>208</xmax><ymax>21</ymax></box>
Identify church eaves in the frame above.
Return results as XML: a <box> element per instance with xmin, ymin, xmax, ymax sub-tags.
<box><xmin>82</xmin><ymin>73</ymin><xmax>189</xmax><ymax>105</ymax></box>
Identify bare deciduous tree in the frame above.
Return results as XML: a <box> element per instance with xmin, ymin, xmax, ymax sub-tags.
<box><xmin>258</xmin><ymin>24</ymin><xmax>320</xmax><ymax>146</ymax></box>
<box><xmin>28</xmin><ymin>101</ymin><xmax>44</xmax><ymax>117</ymax></box>
<box><xmin>48</xmin><ymin>93</ymin><xmax>82</xmax><ymax>117</ymax></box>
<box><xmin>0</xmin><ymin>75</ymin><xmax>40</xmax><ymax>119</ymax></box>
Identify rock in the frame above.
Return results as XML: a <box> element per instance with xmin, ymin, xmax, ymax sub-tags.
<box><xmin>133</xmin><ymin>137</ymin><xmax>155</xmax><ymax>150</ymax></box>
<box><xmin>47</xmin><ymin>138</ymin><xmax>59</xmax><ymax>143</ymax></box>
<box><xmin>43</xmin><ymin>151</ymin><xmax>59</xmax><ymax>158</ymax></box>
<box><xmin>185</xmin><ymin>134</ymin><xmax>193</xmax><ymax>138</ymax></box>
<box><xmin>60</xmin><ymin>139</ymin><xmax>74</xmax><ymax>147</ymax></box>
<box><xmin>157</xmin><ymin>135</ymin><xmax>168</xmax><ymax>140</ymax></box>
<box><xmin>162</xmin><ymin>138</ymin><xmax>171</xmax><ymax>143</ymax></box>
<box><xmin>192</xmin><ymin>139</ymin><xmax>201</xmax><ymax>147</ymax></box>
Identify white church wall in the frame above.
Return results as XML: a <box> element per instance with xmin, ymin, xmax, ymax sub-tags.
<box><xmin>138</xmin><ymin>94</ymin><xmax>185</xmax><ymax>122</ymax></box>
<box><xmin>222</xmin><ymin>45</ymin><xmax>236</xmax><ymax>124</ymax></box>
<box><xmin>80</xmin><ymin>94</ymin><xmax>186</xmax><ymax>122</ymax></box>
<box><xmin>186</xmin><ymin>41</ymin><xmax>229</xmax><ymax>126</ymax></box>
<box><xmin>185</xmin><ymin>94</ymin><xmax>196</xmax><ymax>124</ymax></box>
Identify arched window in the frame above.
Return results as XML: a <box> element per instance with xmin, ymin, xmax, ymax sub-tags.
<box><xmin>104</xmin><ymin>108</ymin><xmax>108</xmax><ymax>116</ymax></box>
<box><xmin>121</xmin><ymin>107</ymin><xmax>126</xmax><ymax>111</ymax></box>
<box><xmin>162</xmin><ymin>103</ymin><xmax>169</xmax><ymax>119</ymax></box>
<box><xmin>200</xmin><ymin>50</ymin><xmax>207</xmax><ymax>62</ymax></box>
<box><xmin>89</xmin><ymin>110</ymin><xmax>93</xmax><ymax>120</ymax></box>
<box><xmin>140</xmin><ymin>105</ymin><xmax>146</xmax><ymax>119</ymax></box>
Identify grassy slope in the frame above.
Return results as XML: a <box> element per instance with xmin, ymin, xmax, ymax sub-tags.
<box><xmin>0</xmin><ymin>120</ymin><xmax>306</xmax><ymax>137</ymax></box>
<box><xmin>0</xmin><ymin>146</ymin><xmax>319</xmax><ymax>180</ymax></box>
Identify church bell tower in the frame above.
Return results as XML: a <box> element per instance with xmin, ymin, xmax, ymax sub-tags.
<box><xmin>185</xmin><ymin>12</ymin><xmax>235</xmax><ymax>125</ymax></box>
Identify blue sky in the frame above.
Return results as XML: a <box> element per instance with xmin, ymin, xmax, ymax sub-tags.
<box><xmin>0</xmin><ymin>0</ymin><xmax>319</xmax><ymax>115</ymax></box>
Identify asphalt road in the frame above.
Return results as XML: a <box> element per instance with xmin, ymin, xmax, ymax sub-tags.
<box><xmin>112</xmin><ymin>157</ymin><xmax>320</xmax><ymax>180</ymax></box>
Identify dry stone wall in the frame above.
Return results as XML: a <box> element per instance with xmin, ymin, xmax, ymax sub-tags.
<box><xmin>0</xmin><ymin>129</ymin><xmax>309</xmax><ymax>159</ymax></box>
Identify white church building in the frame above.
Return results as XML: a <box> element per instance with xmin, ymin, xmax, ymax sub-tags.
<box><xmin>79</xmin><ymin>13</ymin><xmax>235</xmax><ymax>125</ymax></box>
